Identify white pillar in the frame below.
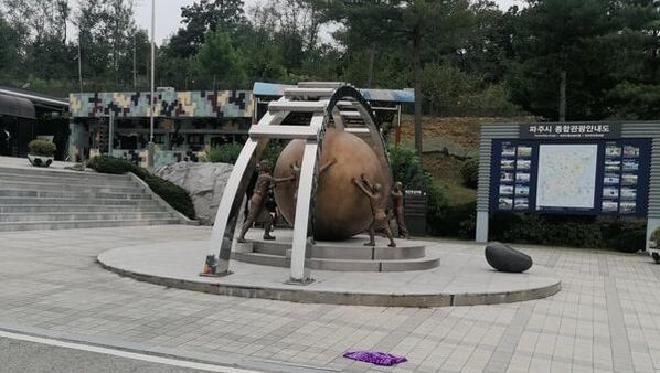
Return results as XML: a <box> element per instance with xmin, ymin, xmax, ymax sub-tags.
<box><xmin>476</xmin><ymin>211</ymin><xmax>489</xmax><ymax>243</ymax></box>
<box><xmin>647</xmin><ymin>218</ymin><xmax>660</xmax><ymax>251</ymax></box>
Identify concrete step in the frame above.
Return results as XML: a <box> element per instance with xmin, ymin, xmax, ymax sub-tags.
<box><xmin>252</xmin><ymin>240</ymin><xmax>426</xmax><ymax>259</ymax></box>
<box><xmin>0</xmin><ymin>198</ymin><xmax>161</xmax><ymax>206</ymax></box>
<box><xmin>0</xmin><ymin>219</ymin><xmax>182</xmax><ymax>232</ymax></box>
<box><xmin>0</xmin><ymin>173</ymin><xmax>137</xmax><ymax>188</ymax></box>
<box><xmin>0</xmin><ymin>189</ymin><xmax>151</xmax><ymax>200</ymax></box>
<box><xmin>0</xmin><ymin>180</ymin><xmax>142</xmax><ymax>194</ymax></box>
<box><xmin>234</xmin><ymin>252</ymin><xmax>440</xmax><ymax>272</ymax></box>
<box><xmin>0</xmin><ymin>167</ymin><xmax>131</xmax><ymax>182</ymax></box>
<box><xmin>0</xmin><ymin>204</ymin><xmax>167</xmax><ymax>213</ymax></box>
<box><xmin>0</xmin><ymin>212</ymin><xmax>175</xmax><ymax>223</ymax></box>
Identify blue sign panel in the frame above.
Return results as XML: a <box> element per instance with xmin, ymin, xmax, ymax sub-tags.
<box><xmin>490</xmin><ymin>139</ymin><xmax>650</xmax><ymax>216</ymax></box>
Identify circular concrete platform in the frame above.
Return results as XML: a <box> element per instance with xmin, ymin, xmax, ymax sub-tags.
<box><xmin>97</xmin><ymin>236</ymin><xmax>561</xmax><ymax>308</ymax></box>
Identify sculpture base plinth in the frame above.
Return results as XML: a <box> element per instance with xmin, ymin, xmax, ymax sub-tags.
<box><xmin>235</xmin><ymin>230</ymin><xmax>439</xmax><ymax>272</ymax></box>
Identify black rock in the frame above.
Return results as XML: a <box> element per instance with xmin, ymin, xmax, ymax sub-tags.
<box><xmin>485</xmin><ymin>242</ymin><xmax>532</xmax><ymax>273</ymax></box>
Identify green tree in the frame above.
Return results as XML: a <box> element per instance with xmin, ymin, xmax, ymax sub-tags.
<box><xmin>196</xmin><ymin>30</ymin><xmax>247</xmax><ymax>88</ymax></box>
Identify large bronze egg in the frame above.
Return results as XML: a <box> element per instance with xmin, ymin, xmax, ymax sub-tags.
<box><xmin>273</xmin><ymin>128</ymin><xmax>389</xmax><ymax>241</ymax></box>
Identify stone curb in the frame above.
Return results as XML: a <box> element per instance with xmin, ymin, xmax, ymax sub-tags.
<box><xmin>97</xmin><ymin>257</ymin><xmax>561</xmax><ymax>308</ymax></box>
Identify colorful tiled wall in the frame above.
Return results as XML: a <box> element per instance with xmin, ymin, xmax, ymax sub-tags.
<box><xmin>70</xmin><ymin>90</ymin><xmax>254</xmax><ymax>119</ymax></box>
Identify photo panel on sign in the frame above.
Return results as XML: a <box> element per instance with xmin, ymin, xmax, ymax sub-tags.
<box><xmin>621</xmin><ymin>173</ymin><xmax>638</xmax><ymax>185</ymax></box>
<box><xmin>605</xmin><ymin>145</ymin><xmax>621</xmax><ymax>157</ymax></box>
<box><xmin>622</xmin><ymin>160</ymin><xmax>639</xmax><ymax>171</ymax></box>
<box><xmin>516</xmin><ymin>172</ymin><xmax>531</xmax><ymax>182</ymax></box>
<box><xmin>623</xmin><ymin>146</ymin><xmax>640</xmax><ymax>158</ymax></box>
<box><xmin>501</xmin><ymin>172</ymin><xmax>514</xmax><ymax>182</ymax></box>
<box><xmin>501</xmin><ymin>146</ymin><xmax>515</xmax><ymax>158</ymax></box>
<box><xmin>515</xmin><ymin>185</ymin><xmax>530</xmax><ymax>196</ymax></box>
<box><xmin>620</xmin><ymin>188</ymin><xmax>637</xmax><ymax>201</ymax></box>
<box><xmin>517</xmin><ymin>146</ymin><xmax>532</xmax><ymax>158</ymax></box>
<box><xmin>604</xmin><ymin>173</ymin><xmax>620</xmax><ymax>185</ymax></box>
<box><xmin>602</xmin><ymin>201</ymin><xmax>618</xmax><ymax>212</ymax></box>
<box><xmin>514</xmin><ymin>198</ymin><xmax>529</xmax><ymax>210</ymax></box>
<box><xmin>603</xmin><ymin>187</ymin><xmax>619</xmax><ymax>199</ymax></box>
<box><xmin>500</xmin><ymin>185</ymin><xmax>513</xmax><ymax>195</ymax></box>
<box><xmin>499</xmin><ymin>197</ymin><xmax>513</xmax><ymax>210</ymax></box>
<box><xmin>517</xmin><ymin>159</ymin><xmax>531</xmax><ymax>170</ymax></box>
<box><xmin>501</xmin><ymin>159</ymin><xmax>515</xmax><ymax>170</ymax></box>
<box><xmin>620</xmin><ymin>202</ymin><xmax>637</xmax><ymax>214</ymax></box>
<box><xmin>605</xmin><ymin>160</ymin><xmax>620</xmax><ymax>172</ymax></box>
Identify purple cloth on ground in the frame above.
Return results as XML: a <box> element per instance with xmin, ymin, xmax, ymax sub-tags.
<box><xmin>342</xmin><ymin>351</ymin><xmax>407</xmax><ymax>366</ymax></box>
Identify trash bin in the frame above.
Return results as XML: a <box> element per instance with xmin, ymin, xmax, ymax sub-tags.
<box><xmin>404</xmin><ymin>190</ymin><xmax>427</xmax><ymax>236</ymax></box>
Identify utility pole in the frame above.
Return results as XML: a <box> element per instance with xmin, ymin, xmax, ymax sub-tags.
<box><xmin>77</xmin><ymin>31</ymin><xmax>83</xmax><ymax>93</ymax></box>
<box><xmin>133</xmin><ymin>33</ymin><xmax>137</xmax><ymax>90</ymax></box>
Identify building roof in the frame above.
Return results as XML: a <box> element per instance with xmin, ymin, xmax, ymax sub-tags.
<box><xmin>0</xmin><ymin>94</ymin><xmax>36</xmax><ymax>119</ymax></box>
<box><xmin>0</xmin><ymin>86</ymin><xmax>68</xmax><ymax>110</ymax></box>
<box><xmin>253</xmin><ymin>82</ymin><xmax>415</xmax><ymax>104</ymax></box>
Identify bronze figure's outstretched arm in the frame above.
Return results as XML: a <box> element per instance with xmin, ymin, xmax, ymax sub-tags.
<box><xmin>272</xmin><ymin>175</ymin><xmax>296</xmax><ymax>184</ymax></box>
<box><xmin>319</xmin><ymin>158</ymin><xmax>337</xmax><ymax>174</ymax></box>
<box><xmin>360</xmin><ymin>173</ymin><xmax>375</xmax><ymax>191</ymax></box>
<box><xmin>353</xmin><ymin>178</ymin><xmax>375</xmax><ymax>199</ymax></box>
<box><xmin>290</xmin><ymin>161</ymin><xmax>301</xmax><ymax>173</ymax></box>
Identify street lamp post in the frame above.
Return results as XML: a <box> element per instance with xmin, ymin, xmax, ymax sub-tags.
<box><xmin>149</xmin><ymin>0</ymin><xmax>155</xmax><ymax>144</ymax></box>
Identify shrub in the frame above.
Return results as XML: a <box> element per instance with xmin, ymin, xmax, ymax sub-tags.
<box><xmin>87</xmin><ymin>156</ymin><xmax>135</xmax><ymax>174</ymax></box>
<box><xmin>460</xmin><ymin>158</ymin><xmax>479</xmax><ymax>189</ymax></box>
<box><xmin>87</xmin><ymin>156</ymin><xmax>195</xmax><ymax>219</ymax></box>
<box><xmin>389</xmin><ymin>146</ymin><xmax>431</xmax><ymax>189</ymax></box>
<box><xmin>389</xmin><ymin>146</ymin><xmax>450</xmax><ymax>235</ymax></box>
<box><xmin>140</xmin><ymin>172</ymin><xmax>195</xmax><ymax>219</ymax></box>
<box><xmin>28</xmin><ymin>139</ymin><xmax>56</xmax><ymax>157</ymax></box>
<box><xmin>428</xmin><ymin>201</ymin><xmax>476</xmax><ymax>238</ymax></box>
<box><xmin>203</xmin><ymin>143</ymin><xmax>243</xmax><ymax>163</ymax></box>
<box><xmin>651</xmin><ymin>227</ymin><xmax>660</xmax><ymax>248</ymax></box>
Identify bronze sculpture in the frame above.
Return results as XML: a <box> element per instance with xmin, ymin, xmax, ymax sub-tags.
<box><xmin>237</xmin><ymin>160</ymin><xmax>292</xmax><ymax>243</ymax></box>
<box><xmin>287</xmin><ymin>158</ymin><xmax>337</xmax><ymax>200</ymax></box>
<box><xmin>353</xmin><ymin>174</ymin><xmax>396</xmax><ymax>247</ymax></box>
<box><xmin>391</xmin><ymin>181</ymin><xmax>409</xmax><ymax>238</ymax></box>
<box><xmin>273</xmin><ymin>128</ymin><xmax>390</xmax><ymax>240</ymax></box>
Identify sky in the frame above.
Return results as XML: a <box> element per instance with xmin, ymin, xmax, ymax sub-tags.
<box><xmin>133</xmin><ymin>0</ymin><xmax>525</xmax><ymax>45</ymax></box>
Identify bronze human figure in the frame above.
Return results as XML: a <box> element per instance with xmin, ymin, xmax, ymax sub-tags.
<box><xmin>288</xmin><ymin>158</ymin><xmax>337</xmax><ymax>200</ymax></box>
<box><xmin>237</xmin><ymin>161</ymin><xmax>292</xmax><ymax>243</ymax></box>
<box><xmin>353</xmin><ymin>174</ymin><xmax>396</xmax><ymax>247</ymax></box>
<box><xmin>391</xmin><ymin>181</ymin><xmax>409</xmax><ymax>238</ymax></box>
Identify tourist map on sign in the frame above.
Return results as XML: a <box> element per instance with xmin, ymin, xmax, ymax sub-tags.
<box><xmin>536</xmin><ymin>145</ymin><xmax>598</xmax><ymax>209</ymax></box>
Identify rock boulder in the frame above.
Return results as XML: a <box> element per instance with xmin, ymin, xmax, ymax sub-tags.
<box><xmin>156</xmin><ymin>162</ymin><xmax>233</xmax><ymax>225</ymax></box>
<box><xmin>485</xmin><ymin>242</ymin><xmax>533</xmax><ymax>273</ymax></box>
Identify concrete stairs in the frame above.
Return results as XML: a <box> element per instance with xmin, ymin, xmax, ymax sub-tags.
<box><xmin>0</xmin><ymin>167</ymin><xmax>191</xmax><ymax>232</ymax></box>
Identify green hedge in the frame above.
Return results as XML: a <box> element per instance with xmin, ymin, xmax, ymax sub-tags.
<box><xmin>490</xmin><ymin>213</ymin><xmax>646</xmax><ymax>253</ymax></box>
<box><xmin>87</xmin><ymin>157</ymin><xmax>195</xmax><ymax>219</ymax></box>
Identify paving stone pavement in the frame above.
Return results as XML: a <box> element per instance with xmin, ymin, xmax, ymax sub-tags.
<box><xmin>1</xmin><ymin>225</ymin><xmax>660</xmax><ymax>372</ymax></box>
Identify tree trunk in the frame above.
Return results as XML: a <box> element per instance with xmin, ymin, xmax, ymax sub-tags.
<box><xmin>367</xmin><ymin>42</ymin><xmax>375</xmax><ymax>88</ymax></box>
<box><xmin>559</xmin><ymin>70</ymin><xmax>566</xmax><ymax>121</ymax></box>
<box><xmin>413</xmin><ymin>29</ymin><xmax>423</xmax><ymax>157</ymax></box>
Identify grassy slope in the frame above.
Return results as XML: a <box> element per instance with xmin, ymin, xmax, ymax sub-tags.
<box><xmin>394</xmin><ymin>115</ymin><xmax>534</xmax><ymax>205</ymax></box>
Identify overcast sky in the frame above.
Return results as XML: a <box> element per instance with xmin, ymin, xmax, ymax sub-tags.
<box><xmin>133</xmin><ymin>0</ymin><xmax>525</xmax><ymax>45</ymax></box>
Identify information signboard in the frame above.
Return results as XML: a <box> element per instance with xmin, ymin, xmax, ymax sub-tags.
<box><xmin>490</xmin><ymin>138</ymin><xmax>650</xmax><ymax>216</ymax></box>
